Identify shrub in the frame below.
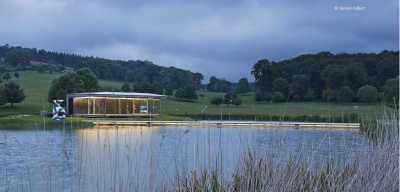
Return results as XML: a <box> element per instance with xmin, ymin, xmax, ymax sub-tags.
<box><xmin>164</xmin><ymin>85</ymin><xmax>174</xmax><ymax>96</ymax></box>
<box><xmin>322</xmin><ymin>88</ymin><xmax>336</xmax><ymax>102</ymax></box>
<box><xmin>356</xmin><ymin>85</ymin><xmax>378</xmax><ymax>103</ymax></box>
<box><xmin>272</xmin><ymin>91</ymin><xmax>285</xmax><ymax>102</ymax></box>
<box><xmin>174</xmin><ymin>88</ymin><xmax>186</xmax><ymax>99</ymax></box>
<box><xmin>210</xmin><ymin>96</ymin><xmax>223</xmax><ymax>107</ymax></box>
<box><xmin>233</xmin><ymin>98</ymin><xmax>242</xmax><ymax>108</ymax></box>
<box><xmin>337</xmin><ymin>86</ymin><xmax>354</xmax><ymax>102</ymax></box>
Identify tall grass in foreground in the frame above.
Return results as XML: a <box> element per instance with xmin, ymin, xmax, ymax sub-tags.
<box><xmin>175</xmin><ymin>110</ymin><xmax>399</xmax><ymax>191</ymax></box>
<box><xmin>0</xmin><ymin>110</ymin><xmax>398</xmax><ymax>191</ymax></box>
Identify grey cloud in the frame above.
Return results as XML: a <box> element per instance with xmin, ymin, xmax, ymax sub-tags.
<box><xmin>0</xmin><ymin>0</ymin><xmax>397</xmax><ymax>82</ymax></box>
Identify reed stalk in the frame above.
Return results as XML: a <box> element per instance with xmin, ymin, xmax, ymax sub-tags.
<box><xmin>0</xmin><ymin>110</ymin><xmax>398</xmax><ymax>191</ymax></box>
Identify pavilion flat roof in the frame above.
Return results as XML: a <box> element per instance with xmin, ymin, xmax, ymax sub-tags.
<box><xmin>66</xmin><ymin>92</ymin><xmax>167</xmax><ymax>99</ymax></box>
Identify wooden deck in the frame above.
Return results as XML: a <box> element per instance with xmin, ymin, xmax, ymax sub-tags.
<box><xmin>83</xmin><ymin>120</ymin><xmax>360</xmax><ymax>129</ymax></box>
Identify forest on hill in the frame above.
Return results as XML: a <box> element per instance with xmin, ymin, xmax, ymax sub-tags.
<box><xmin>0</xmin><ymin>44</ymin><xmax>398</xmax><ymax>106</ymax></box>
<box><xmin>0</xmin><ymin>44</ymin><xmax>204</xmax><ymax>89</ymax></box>
<box><xmin>250</xmin><ymin>50</ymin><xmax>399</xmax><ymax>105</ymax></box>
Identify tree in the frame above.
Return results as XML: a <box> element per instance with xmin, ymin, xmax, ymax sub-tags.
<box><xmin>136</xmin><ymin>81</ymin><xmax>152</xmax><ymax>93</ymax></box>
<box><xmin>219</xmin><ymin>79</ymin><xmax>232</xmax><ymax>93</ymax></box>
<box><xmin>48</xmin><ymin>68</ymin><xmax>99</xmax><ymax>103</ymax></box>
<box><xmin>251</xmin><ymin>59</ymin><xmax>270</xmax><ymax>83</ymax></box>
<box><xmin>223</xmin><ymin>92</ymin><xmax>237</xmax><ymax>106</ymax></box>
<box><xmin>254</xmin><ymin>90</ymin><xmax>264</xmax><ymax>103</ymax></box>
<box><xmin>152</xmin><ymin>82</ymin><xmax>163</xmax><ymax>94</ymax></box>
<box><xmin>124</xmin><ymin>71</ymin><xmax>136</xmax><ymax>82</ymax></box>
<box><xmin>321</xmin><ymin>61</ymin><xmax>370</xmax><ymax>93</ymax></box>
<box><xmin>164</xmin><ymin>85</ymin><xmax>174</xmax><ymax>96</ymax></box>
<box><xmin>174</xmin><ymin>88</ymin><xmax>186</xmax><ymax>99</ymax></box>
<box><xmin>236</xmin><ymin>78</ymin><xmax>251</xmax><ymax>95</ymax></box>
<box><xmin>193</xmin><ymin>72</ymin><xmax>204</xmax><ymax>89</ymax></box>
<box><xmin>233</xmin><ymin>98</ymin><xmax>242</xmax><ymax>108</ymax></box>
<box><xmin>47</xmin><ymin>64</ymin><xmax>54</xmax><ymax>74</ymax></box>
<box><xmin>272</xmin><ymin>77</ymin><xmax>289</xmax><ymax>95</ymax></box>
<box><xmin>3</xmin><ymin>81</ymin><xmax>25</xmax><ymax>107</ymax></box>
<box><xmin>321</xmin><ymin>64</ymin><xmax>346</xmax><ymax>89</ymax></box>
<box><xmin>304</xmin><ymin>89</ymin><xmax>316</xmax><ymax>101</ymax></box>
<box><xmin>0</xmin><ymin>65</ymin><xmax>7</xmax><ymax>74</ymax></box>
<box><xmin>184</xmin><ymin>85</ymin><xmax>198</xmax><ymax>100</ymax></box>
<box><xmin>14</xmin><ymin>71</ymin><xmax>19</xmax><ymax>80</ymax></box>
<box><xmin>4</xmin><ymin>48</ymin><xmax>30</xmax><ymax>69</ymax></box>
<box><xmin>48</xmin><ymin>72</ymin><xmax>77</xmax><ymax>103</ymax></box>
<box><xmin>207</xmin><ymin>76</ymin><xmax>219</xmax><ymax>92</ymax></box>
<box><xmin>0</xmin><ymin>85</ymin><xmax>7</xmax><ymax>106</ymax></box>
<box><xmin>344</xmin><ymin>61</ymin><xmax>369</xmax><ymax>91</ymax></box>
<box><xmin>272</xmin><ymin>91</ymin><xmax>285</xmax><ymax>102</ymax></box>
<box><xmin>251</xmin><ymin>59</ymin><xmax>276</xmax><ymax>93</ymax></box>
<box><xmin>356</xmin><ymin>85</ymin><xmax>378</xmax><ymax>103</ymax></box>
<box><xmin>289</xmin><ymin>74</ymin><xmax>310</xmax><ymax>99</ymax></box>
<box><xmin>382</xmin><ymin>76</ymin><xmax>399</xmax><ymax>107</ymax></box>
<box><xmin>36</xmin><ymin>64</ymin><xmax>46</xmax><ymax>73</ymax></box>
<box><xmin>131</xmin><ymin>82</ymin><xmax>139</xmax><ymax>92</ymax></box>
<box><xmin>322</xmin><ymin>88</ymin><xmax>337</xmax><ymax>102</ymax></box>
<box><xmin>55</xmin><ymin>64</ymin><xmax>66</xmax><ymax>73</ymax></box>
<box><xmin>207</xmin><ymin>76</ymin><xmax>231</xmax><ymax>92</ymax></box>
<box><xmin>377</xmin><ymin>55</ymin><xmax>399</xmax><ymax>86</ymax></box>
<box><xmin>336</xmin><ymin>86</ymin><xmax>354</xmax><ymax>103</ymax></box>
<box><xmin>121</xmin><ymin>82</ymin><xmax>131</xmax><ymax>92</ymax></box>
<box><xmin>75</xmin><ymin>68</ymin><xmax>99</xmax><ymax>92</ymax></box>
<box><xmin>224</xmin><ymin>93</ymin><xmax>233</xmax><ymax>106</ymax></box>
<box><xmin>2</xmin><ymin>72</ymin><xmax>11</xmax><ymax>82</ymax></box>
<box><xmin>210</xmin><ymin>96</ymin><xmax>223</xmax><ymax>107</ymax></box>
<box><xmin>254</xmin><ymin>90</ymin><xmax>271</xmax><ymax>103</ymax></box>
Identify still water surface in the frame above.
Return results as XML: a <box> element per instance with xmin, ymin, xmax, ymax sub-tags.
<box><xmin>0</xmin><ymin>125</ymin><xmax>371</xmax><ymax>191</ymax></box>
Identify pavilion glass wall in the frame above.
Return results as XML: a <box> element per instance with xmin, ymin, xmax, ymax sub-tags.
<box><xmin>73</xmin><ymin>97</ymin><xmax>106</xmax><ymax>115</ymax></box>
<box><xmin>72</xmin><ymin>97</ymin><xmax>161</xmax><ymax>115</ymax></box>
<box><xmin>148</xmin><ymin>99</ymin><xmax>161</xmax><ymax>114</ymax></box>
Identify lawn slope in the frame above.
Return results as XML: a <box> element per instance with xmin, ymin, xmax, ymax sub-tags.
<box><xmin>0</xmin><ymin>71</ymin><xmax>384</xmax><ymax>123</ymax></box>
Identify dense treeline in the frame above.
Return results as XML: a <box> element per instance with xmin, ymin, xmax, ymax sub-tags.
<box><xmin>251</xmin><ymin>51</ymin><xmax>399</xmax><ymax>105</ymax></box>
<box><xmin>0</xmin><ymin>44</ymin><xmax>398</xmax><ymax>107</ymax></box>
<box><xmin>0</xmin><ymin>44</ymin><xmax>203</xmax><ymax>89</ymax></box>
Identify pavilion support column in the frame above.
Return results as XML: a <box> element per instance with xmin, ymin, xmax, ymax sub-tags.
<box><xmin>93</xmin><ymin>98</ymin><xmax>95</xmax><ymax>114</ymax></box>
<box><xmin>104</xmin><ymin>97</ymin><xmax>107</xmax><ymax>116</ymax></box>
<box><xmin>152</xmin><ymin>99</ymin><xmax>155</xmax><ymax>115</ymax></box>
<box><xmin>132</xmin><ymin>98</ymin><xmax>135</xmax><ymax>114</ymax></box>
<box><xmin>160</xmin><ymin>100</ymin><xmax>162</xmax><ymax>115</ymax></box>
<box><xmin>146</xmin><ymin>99</ymin><xmax>149</xmax><ymax>115</ymax></box>
<box><xmin>87</xmin><ymin>98</ymin><xmax>89</xmax><ymax>115</ymax></box>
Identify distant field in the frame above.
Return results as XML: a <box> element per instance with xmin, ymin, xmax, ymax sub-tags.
<box><xmin>0</xmin><ymin>71</ymin><xmax>385</xmax><ymax>121</ymax></box>
<box><xmin>163</xmin><ymin>91</ymin><xmax>385</xmax><ymax>121</ymax></box>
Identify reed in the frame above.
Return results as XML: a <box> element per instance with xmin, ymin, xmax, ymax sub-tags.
<box><xmin>0</xmin><ymin>110</ymin><xmax>398</xmax><ymax>191</ymax></box>
<box><xmin>174</xmin><ymin>110</ymin><xmax>399</xmax><ymax>191</ymax></box>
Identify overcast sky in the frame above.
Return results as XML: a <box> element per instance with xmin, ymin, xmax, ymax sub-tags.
<box><xmin>0</xmin><ymin>0</ymin><xmax>398</xmax><ymax>82</ymax></box>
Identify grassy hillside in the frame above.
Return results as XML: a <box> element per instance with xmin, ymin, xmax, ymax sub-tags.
<box><xmin>0</xmin><ymin>71</ymin><xmax>385</xmax><ymax>122</ymax></box>
<box><xmin>0</xmin><ymin>71</ymin><xmax>121</xmax><ymax>117</ymax></box>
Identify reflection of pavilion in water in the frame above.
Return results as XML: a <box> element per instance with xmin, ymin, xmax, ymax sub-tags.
<box><xmin>66</xmin><ymin>92</ymin><xmax>167</xmax><ymax>117</ymax></box>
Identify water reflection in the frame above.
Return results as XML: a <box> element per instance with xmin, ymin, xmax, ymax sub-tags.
<box><xmin>0</xmin><ymin>125</ymin><xmax>370</xmax><ymax>191</ymax></box>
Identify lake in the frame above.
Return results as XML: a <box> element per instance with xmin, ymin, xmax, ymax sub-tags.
<box><xmin>0</xmin><ymin>125</ymin><xmax>373</xmax><ymax>191</ymax></box>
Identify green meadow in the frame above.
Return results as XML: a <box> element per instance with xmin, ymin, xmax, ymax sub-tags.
<box><xmin>0</xmin><ymin>71</ymin><xmax>384</xmax><ymax>124</ymax></box>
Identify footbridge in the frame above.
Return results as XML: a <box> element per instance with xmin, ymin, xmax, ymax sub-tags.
<box><xmin>83</xmin><ymin>120</ymin><xmax>360</xmax><ymax>129</ymax></box>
